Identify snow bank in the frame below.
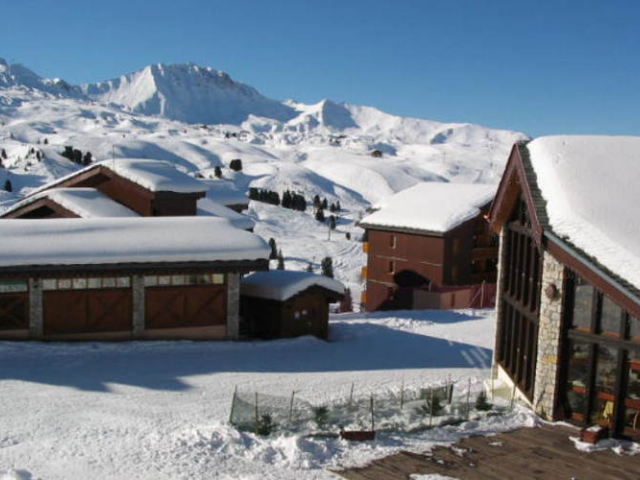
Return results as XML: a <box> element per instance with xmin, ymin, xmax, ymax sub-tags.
<box><xmin>0</xmin><ymin>217</ymin><xmax>269</xmax><ymax>267</ymax></box>
<box><xmin>1</xmin><ymin>188</ymin><xmax>138</xmax><ymax>218</ymax></box>
<box><xmin>360</xmin><ymin>182</ymin><xmax>495</xmax><ymax>233</ymax></box>
<box><xmin>241</xmin><ymin>270</ymin><xmax>345</xmax><ymax>301</ymax></box>
<box><xmin>527</xmin><ymin>135</ymin><xmax>640</xmax><ymax>290</ymax></box>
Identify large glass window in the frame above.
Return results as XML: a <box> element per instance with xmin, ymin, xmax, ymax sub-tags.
<box><xmin>42</xmin><ymin>277</ymin><xmax>130</xmax><ymax>290</ymax></box>
<box><xmin>144</xmin><ymin>273</ymin><xmax>224</xmax><ymax>287</ymax></box>
<box><xmin>0</xmin><ymin>280</ymin><xmax>28</xmax><ymax>293</ymax></box>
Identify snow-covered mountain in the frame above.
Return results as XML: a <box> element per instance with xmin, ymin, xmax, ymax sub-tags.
<box><xmin>0</xmin><ymin>57</ymin><xmax>528</xmax><ymax>297</ymax></box>
<box><xmin>81</xmin><ymin>63</ymin><xmax>296</xmax><ymax>125</ymax></box>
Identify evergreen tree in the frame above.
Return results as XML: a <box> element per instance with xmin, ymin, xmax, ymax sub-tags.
<box><xmin>282</xmin><ymin>190</ymin><xmax>292</xmax><ymax>209</ymax></box>
<box><xmin>315</xmin><ymin>208</ymin><xmax>325</xmax><ymax>222</ymax></box>
<box><xmin>329</xmin><ymin>215</ymin><xmax>336</xmax><ymax>230</ymax></box>
<box><xmin>306</xmin><ymin>263</ymin><xmax>314</xmax><ymax>273</ymax></box>
<box><xmin>336</xmin><ymin>201</ymin><xmax>341</xmax><ymax>211</ymax></box>
<box><xmin>43</xmin><ymin>138</ymin><xmax>48</xmax><ymax>145</ymax></box>
<box><xmin>313</xmin><ymin>194</ymin><xmax>321</xmax><ymax>208</ymax></box>
<box><xmin>340</xmin><ymin>287</ymin><xmax>353</xmax><ymax>312</ymax></box>
<box><xmin>321</xmin><ymin>256</ymin><xmax>334</xmax><ymax>278</ymax></box>
<box><xmin>229</xmin><ymin>159</ymin><xmax>243</xmax><ymax>172</ymax></box>
<box><xmin>277</xmin><ymin>250</ymin><xmax>285</xmax><ymax>270</ymax></box>
<box><xmin>82</xmin><ymin>151</ymin><xmax>92</xmax><ymax>166</ymax></box>
<box><xmin>321</xmin><ymin>198</ymin><xmax>328</xmax><ymax>210</ymax></box>
<box><xmin>268</xmin><ymin>238</ymin><xmax>278</xmax><ymax>260</ymax></box>
<box><xmin>36</xmin><ymin>151</ymin><xmax>42</xmax><ymax>162</ymax></box>
<box><xmin>214</xmin><ymin>166</ymin><xmax>222</xmax><ymax>178</ymax></box>
<box><xmin>1</xmin><ymin>148</ymin><xmax>6</xmax><ymax>160</ymax></box>
<box><xmin>4</xmin><ymin>179</ymin><xmax>12</xmax><ymax>192</ymax></box>
<box><xmin>329</xmin><ymin>203</ymin><xmax>336</xmax><ymax>213</ymax></box>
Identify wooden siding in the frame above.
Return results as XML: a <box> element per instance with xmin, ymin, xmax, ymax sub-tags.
<box><xmin>43</xmin><ymin>288</ymin><xmax>133</xmax><ymax>335</ymax></box>
<box><xmin>0</xmin><ymin>293</ymin><xmax>28</xmax><ymax>330</ymax></box>
<box><xmin>145</xmin><ymin>285</ymin><xmax>226</xmax><ymax>329</ymax></box>
<box><xmin>2</xmin><ymin>198</ymin><xmax>79</xmax><ymax>219</ymax></box>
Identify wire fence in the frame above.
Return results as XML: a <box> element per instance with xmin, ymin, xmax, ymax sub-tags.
<box><xmin>229</xmin><ymin>379</ymin><xmax>499</xmax><ymax>437</ymax></box>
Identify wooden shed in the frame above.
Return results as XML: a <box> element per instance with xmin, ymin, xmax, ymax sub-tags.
<box><xmin>240</xmin><ymin>271</ymin><xmax>344</xmax><ymax>340</ymax></box>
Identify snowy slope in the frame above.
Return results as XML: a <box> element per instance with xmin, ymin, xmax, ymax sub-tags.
<box><xmin>0</xmin><ymin>57</ymin><xmax>528</xmax><ymax>299</ymax></box>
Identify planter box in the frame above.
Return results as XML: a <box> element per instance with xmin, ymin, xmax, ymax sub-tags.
<box><xmin>340</xmin><ymin>430</ymin><xmax>376</xmax><ymax>441</ymax></box>
<box><xmin>580</xmin><ymin>425</ymin><xmax>609</xmax><ymax>444</ymax></box>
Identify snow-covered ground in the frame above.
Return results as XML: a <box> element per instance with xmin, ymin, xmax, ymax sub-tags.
<box><xmin>0</xmin><ymin>309</ymin><xmax>540</xmax><ymax>480</ymax></box>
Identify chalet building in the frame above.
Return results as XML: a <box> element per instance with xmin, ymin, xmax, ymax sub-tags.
<box><xmin>0</xmin><ymin>217</ymin><xmax>269</xmax><ymax>340</ymax></box>
<box><xmin>0</xmin><ymin>158</ymin><xmax>267</xmax><ymax>341</ymax></box>
<box><xmin>488</xmin><ymin>136</ymin><xmax>640</xmax><ymax>441</ymax></box>
<box><xmin>240</xmin><ymin>270</ymin><xmax>344</xmax><ymax>340</ymax></box>
<box><xmin>1</xmin><ymin>159</ymin><xmax>255</xmax><ymax>230</ymax></box>
<box><xmin>359</xmin><ymin>182</ymin><xmax>498</xmax><ymax>311</ymax></box>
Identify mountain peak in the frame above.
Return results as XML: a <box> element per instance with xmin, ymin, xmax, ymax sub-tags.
<box><xmin>82</xmin><ymin>62</ymin><xmax>296</xmax><ymax>125</ymax></box>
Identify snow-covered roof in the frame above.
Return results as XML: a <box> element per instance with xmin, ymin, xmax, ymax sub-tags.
<box><xmin>30</xmin><ymin>158</ymin><xmax>208</xmax><ymax>196</ymax></box>
<box><xmin>201</xmin><ymin>180</ymin><xmax>249</xmax><ymax>207</ymax></box>
<box><xmin>197</xmin><ymin>197</ymin><xmax>255</xmax><ymax>230</ymax></box>
<box><xmin>360</xmin><ymin>182</ymin><xmax>495</xmax><ymax>234</ymax></box>
<box><xmin>105</xmin><ymin>159</ymin><xmax>208</xmax><ymax>193</ymax></box>
<box><xmin>526</xmin><ymin>135</ymin><xmax>640</xmax><ymax>290</ymax></box>
<box><xmin>1</xmin><ymin>188</ymin><xmax>139</xmax><ymax>218</ymax></box>
<box><xmin>241</xmin><ymin>270</ymin><xmax>344</xmax><ymax>301</ymax></box>
<box><xmin>0</xmin><ymin>217</ymin><xmax>269</xmax><ymax>268</ymax></box>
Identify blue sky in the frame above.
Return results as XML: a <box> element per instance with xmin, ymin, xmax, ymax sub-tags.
<box><xmin>2</xmin><ymin>0</ymin><xmax>639</xmax><ymax>137</ymax></box>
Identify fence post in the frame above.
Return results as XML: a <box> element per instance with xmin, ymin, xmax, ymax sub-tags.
<box><xmin>400</xmin><ymin>379</ymin><xmax>405</xmax><ymax>410</ymax></box>
<box><xmin>229</xmin><ymin>385</ymin><xmax>238</xmax><ymax>424</ymax></box>
<box><xmin>429</xmin><ymin>388</ymin><xmax>434</xmax><ymax>426</ymax></box>
<box><xmin>254</xmin><ymin>392</ymin><xmax>259</xmax><ymax>434</ymax></box>
<box><xmin>370</xmin><ymin>395</ymin><xmax>375</xmax><ymax>431</ymax></box>
<box><xmin>466</xmin><ymin>379</ymin><xmax>471</xmax><ymax>419</ymax></box>
<box><xmin>288</xmin><ymin>391</ymin><xmax>296</xmax><ymax>425</ymax></box>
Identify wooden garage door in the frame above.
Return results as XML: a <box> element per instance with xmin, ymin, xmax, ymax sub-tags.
<box><xmin>43</xmin><ymin>289</ymin><xmax>133</xmax><ymax>335</ymax></box>
<box><xmin>0</xmin><ymin>294</ymin><xmax>28</xmax><ymax>330</ymax></box>
<box><xmin>145</xmin><ymin>285</ymin><xmax>226</xmax><ymax>329</ymax></box>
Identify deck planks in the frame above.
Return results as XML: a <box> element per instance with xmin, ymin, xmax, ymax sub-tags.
<box><xmin>335</xmin><ymin>424</ymin><xmax>640</xmax><ymax>480</ymax></box>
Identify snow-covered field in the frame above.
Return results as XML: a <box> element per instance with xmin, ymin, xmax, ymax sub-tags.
<box><xmin>0</xmin><ymin>309</ymin><xmax>540</xmax><ymax>480</ymax></box>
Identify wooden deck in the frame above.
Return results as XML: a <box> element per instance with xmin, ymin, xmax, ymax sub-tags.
<box><xmin>335</xmin><ymin>424</ymin><xmax>640</xmax><ymax>479</ymax></box>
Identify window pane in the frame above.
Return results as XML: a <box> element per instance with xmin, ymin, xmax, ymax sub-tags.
<box><xmin>565</xmin><ymin>340</ymin><xmax>590</xmax><ymax>419</ymax></box>
<box><xmin>72</xmin><ymin>278</ymin><xmax>87</xmax><ymax>290</ymax></box>
<box><xmin>171</xmin><ymin>275</ymin><xmax>186</xmax><ymax>286</ymax></box>
<box><xmin>117</xmin><ymin>277</ymin><xmax>130</xmax><ymax>288</ymax></box>
<box><xmin>88</xmin><ymin>278</ymin><xmax>101</xmax><ymax>289</ymax></box>
<box><xmin>623</xmin><ymin>349</ymin><xmax>640</xmax><ymax>438</ymax></box>
<box><xmin>158</xmin><ymin>276</ymin><xmax>171</xmax><ymax>286</ymax></box>
<box><xmin>212</xmin><ymin>274</ymin><xmax>224</xmax><ymax>284</ymax></box>
<box><xmin>0</xmin><ymin>280</ymin><xmax>28</xmax><ymax>293</ymax></box>
<box><xmin>103</xmin><ymin>278</ymin><xmax>116</xmax><ymax>288</ymax></box>
<box><xmin>590</xmin><ymin>345</ymin><xmax>618</xmax><ymax>425</ymax></box>
<box><xmin>144</xmin><ymin>276</ymin><xmax>158</xmax><ymax>287</ymax></box>
<box><xmin>58</xmin><ymin>279</ymin><xmax>71</xmax><ymax>290</ymax></box>
<box><xmin>628</xmin><ymin>316</ymin><xmax>640</xmax><ymax>341</ymax></box>
<box><xmin>572</xmin><ymin>276</ymin><xmax>593</xmax><ymax>330</ymax></box>
<box><xmin>600</xmin><ymin>295</ymin><xmax>621</xmax><ymax>335</ymax></box>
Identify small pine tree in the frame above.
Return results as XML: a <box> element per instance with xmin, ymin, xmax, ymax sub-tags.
<box><xmin>229</xmin><ymin>158</ymin><xmax>243</xmax><ymax>172</ymax></box>
<box><xmin>268</xmin><ymin>238</ymin><xmax>278</xmax><ymax>260</ymax></box>
<box><xmin>329</xmin><ymin>215</ymin><xmax>336</xmax><ymax>230</ymax></box>
<box><xmin>256</xmin><ymin>414</ymin><xmax>275</xmax><ymax>436</ymax></box>
<box><xmin>82</xmin><ymin>151</ymin><xmax>92</xmax><ymax>166</ymax></box>
<box><xmin>313</xmin><ymin>194</ymin><xmax>321</xmax><ymax>208</ymax></box>
<box><xmin>214</xmin><ymin>166</ymin><xmax>222</xmax><ymax>178</ymax></box>
<box><xmin>336</xmin><ymin>201</ymin><xmax>341</xmax><ymax>211</ymax></box>
<box><xmin>329</xmin><ymin>203</ymin><xmax>336</xmax><ymax>213</ymax></box>
<box><xmin>345</xmin><ymin>232</ymin><xmax>351</xmax><ymax>240</ymax></box>
<box><xmin>1</xmin><ymin>148</ymin><xmax>6</xmax><ymax>160</ymax></box>
<box><xmin>321</xmin><ymin>198</ymin><xmax>328</xmax><ymax>210</ymax></box>
<box><xmin>475</xmin><ymin>391</ymin><xmax>492</xmax><ymax>411</ymax></box>
<box><xmin>36</xmin><ymin>151</ymin><xmax>42</xmax><ymax>162</ymax></box>
<box><xmin>321</xmin><ymin>256</ymin><xmax>334</xmax><ymax>278</ymax></box>
<box><xmin>315</xmin><ymin>208</ymin><xmax>325</xmax><ymax>222</ymax></box>
<box><xmin>340</xmin><ymin>287</ymin><xmax>353</xmax><ymax>313</ymax></box>
<box><xmin>277</xmin><ymin>250</ymin><xmax>285</xmax><ymax>270</ymax></box>
<box><xmin>4</xmin><ymin>179</ymin><xmax>12</xmax><ymax>192</ymax></box>
<box><xmin>43</xmin><ymin>138</ymin><xmax>48</xmax><ymax>145</ymax></box>
<box><xmin>306</xmin><ymin>263</ymin><xmax>314</xmax><ymax>273</ymax></box>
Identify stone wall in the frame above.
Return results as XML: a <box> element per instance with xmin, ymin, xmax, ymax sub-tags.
<box><xmin>533</xmin><ymin>250</ymin><xmax>566</xmax><ymax>419</ymax></box>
